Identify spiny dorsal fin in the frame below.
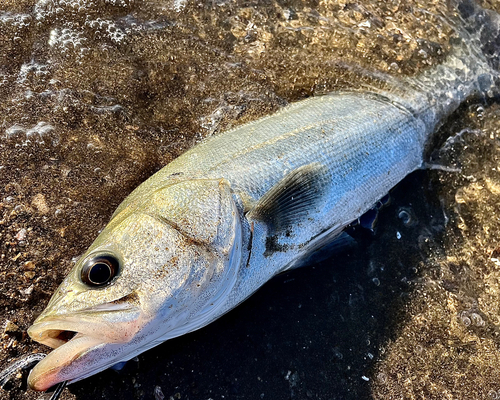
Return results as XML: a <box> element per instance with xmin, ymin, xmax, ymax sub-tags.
<box><xmin>247</xmin><ymin>163</ymin><xmax>329</xmax><ymax>234</ymax></box>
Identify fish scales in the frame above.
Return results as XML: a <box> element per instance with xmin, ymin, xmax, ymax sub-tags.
<box><xmin>26</xmin><ymin>0</ymin><xmax>500</xmax><ymax>392</ymax></box>
<box><xmin>123</xmin><ymin>93</ymin><xmax>426</xmax><ymax>222</ymax></box>
<box><xmin>115</xmin><ymin>91</ymin><xmax>429</xmax><ymax>309</ymax></box>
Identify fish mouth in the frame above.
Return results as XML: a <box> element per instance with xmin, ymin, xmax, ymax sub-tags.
<box><xmin>31</xmin><ymin>327</ymin><xmax>79</xmax><ymax>349</ymax></box>
<box><xmin>28</xmin><ymin>329</ymin><xmax>104</xmax><ymax>391</ymax></box>
<box><xmin>27</xmin><ymin>304</ymin><xmax>142</xmax><ymax>391</ymax></box>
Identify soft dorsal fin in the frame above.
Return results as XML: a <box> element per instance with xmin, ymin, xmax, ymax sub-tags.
<box><xmin>247</xmin><ymin>163</ymin><xmax>329</xmax><ymax>234</ymax></box>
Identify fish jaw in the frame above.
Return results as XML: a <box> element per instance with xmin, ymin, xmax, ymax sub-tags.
<box><xmin>27</xmin><ymin>307</ymin><xmax>143</xmax><ymax>391</ymax></box>
<box><xmin>27</xmin><ymin>333</ymin><xmax>104</xmax><ymax>391</ymax></box>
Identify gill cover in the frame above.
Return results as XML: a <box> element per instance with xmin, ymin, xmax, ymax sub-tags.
<box><xmin>128</xmin><ymin>177</ymin><xmax>244</xmax><ymax>341</ymax></box>
<box><xmin>145</xmin><ymin>178</ymin><xmax>241</xmax><ymax>257</ymax></box>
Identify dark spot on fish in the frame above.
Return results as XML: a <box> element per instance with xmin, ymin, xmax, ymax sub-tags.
<box><xmin>111</xmin><ymin>292</ymin><xmax>140</xmax><ymax>306</ymax></box>
<box><xmin>245</xmin><ymin>227</ymin><xmax>254</xmax><ymax>268</ymax></box>
<box><xmin>264</xmin><ymin>235</ymin><xmax>289</xmax><ymax>257</ymax></box>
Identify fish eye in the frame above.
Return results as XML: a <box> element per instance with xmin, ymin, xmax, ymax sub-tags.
<box><xmin>81</xmin><ymin>254</ymin><xmax>120</xmax><ymax>287</ymax></box>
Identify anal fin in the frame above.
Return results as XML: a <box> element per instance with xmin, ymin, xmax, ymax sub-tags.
<box><xmin>299</xmin><ymin>231</ymin><xmax>357</xmax><ymax>267</ymax></box>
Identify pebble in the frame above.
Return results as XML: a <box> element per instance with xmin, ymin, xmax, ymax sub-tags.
<box><xmin>32</xmin><ymin>193</ymin><xmax>49</xmax><ymax>214</ymax></box>
<box><xmin>154</xmin><ymin>386</ymin><xmax>165</xmax><ymax>400</ymax></box>
<box><xmin>24</xmin><ymin>260</ymin><xmax>35</xmax><ymax>270</ymax></box>
<box><xmin>15</xmin><ymin>228</ymin><xmax>27</xmax><ymax>241</ymax></box>
<box><xmin>24</xmin><ymin>271</ymin><xmax>35</xmax><ymax>279</ymax></box>
<box><xmin>3</xmin><ymin>320</ymin><xmax>20</xmax><ymax>335</ymax></box>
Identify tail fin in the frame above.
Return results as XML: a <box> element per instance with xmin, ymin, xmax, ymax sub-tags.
<box><xmin>456</xmin><ymin>0</ymin><xmax>500</xmax><ymax>71</ymax></box>
<box><xmin>393</xmin><ymin>1</ymin><xmax>500</xmax><ymax>132</ymax></box>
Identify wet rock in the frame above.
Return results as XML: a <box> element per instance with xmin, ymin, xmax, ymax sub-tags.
<box><xmin>31</xmin><ymin>194</ymin><xmax>49</xmax><ymax>215</ymax></box>
<box><xmin>3</xmin><ymin>320</ymin><xmax>20</xmax><ymax>335</ymax></box>
<box><xmin>153</xmin><ymin>386</ymin><xmax>165</xmax><ymax>400</ymax></box>
<box><xmin>14</xmin><ymin>229</ymin><xmax>26</xmax><ymax>241</ymax></box>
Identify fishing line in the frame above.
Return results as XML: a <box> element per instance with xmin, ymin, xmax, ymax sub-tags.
<box><xmin>0</xmin><ymin>354</ymin><xmax>67</xmax><ymax>400</ymax></box>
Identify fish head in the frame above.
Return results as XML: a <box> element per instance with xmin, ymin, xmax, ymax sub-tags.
<box><xmin>28</xmin><ymin>178</ymin><xmax>242</xmax><ymax>391</ymax></box>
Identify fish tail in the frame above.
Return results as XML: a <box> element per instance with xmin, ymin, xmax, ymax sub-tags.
<box><xmin>455</xmin><ymin>0</ymin><xmax>500</xmax><ymax>72</ymax></box>
<box><xmin>396</xmin><ymin>1</ymin><xmax>500</xmax><ymax>132</ymax></box>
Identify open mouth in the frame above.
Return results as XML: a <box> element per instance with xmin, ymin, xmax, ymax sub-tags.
<box><xmin>40</xmin><ymin>329</ymin><xmax>79</xmax><ymax>349</ymax></box>
<box><xmin>28</xmin><ymin>297</ymin><xmax>141</xmax><ymax>348</ymax></box>
<box><xmin>27</xmin><ymin>328</ymin><xmax>105</xmax><ymax>391</ymax></box>
<box><xmin>27</xmin><ymin>304</ymin><xmax>143</xmax><ymax>391</ymax></box>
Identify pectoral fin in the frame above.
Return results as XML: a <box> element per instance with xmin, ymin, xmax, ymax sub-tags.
<box><xmin>247</xmin><ymin>163</ymin><xmax>329</xmax><ymax>235</ymax></box>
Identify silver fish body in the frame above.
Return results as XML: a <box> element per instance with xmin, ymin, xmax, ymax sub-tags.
<box><xmin>131</xmin><ymin>91</ymin><xmax>432</xmax><ymax>300</ymax></box>
<box><xmin>27</xmin><ymin>15</ymin><xmax>497</xmax><ymax>391</ymax></box>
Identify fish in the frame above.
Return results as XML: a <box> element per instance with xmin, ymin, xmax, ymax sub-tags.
<box><xmin>27</xmin><ymin>0</ymin><xmax>500</xmax><ymax>392</ymax></box>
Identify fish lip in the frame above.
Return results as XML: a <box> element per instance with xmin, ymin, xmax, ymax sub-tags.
<box><xmin>27</xmin><ymin>304</ymin><xmax>143</xmax><ymax>391</ymax></box>
<box><xmin>27</xmin><ymin>318</ymin><xmax>104</xmax><ymax>349</ymax></box>
<box><xmin>27</xmin><ymin>332</ymin><xmax>104</xmax><ymax>391</ymax></box>
<box><xmin>28</xmin><ymin>294</ymin><xmax>142</xmax><ymax>346</ymax></box>
<box><xmin>28</xmin><ymin>302</ymin><xmax>142</xmax><ymax>348</ymax></box>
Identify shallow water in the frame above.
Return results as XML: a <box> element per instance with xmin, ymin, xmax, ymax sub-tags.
<box><xmin>1</xmin><ymin>0</ymin><xmax>500</xmax><ymax>399</ymax></box>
